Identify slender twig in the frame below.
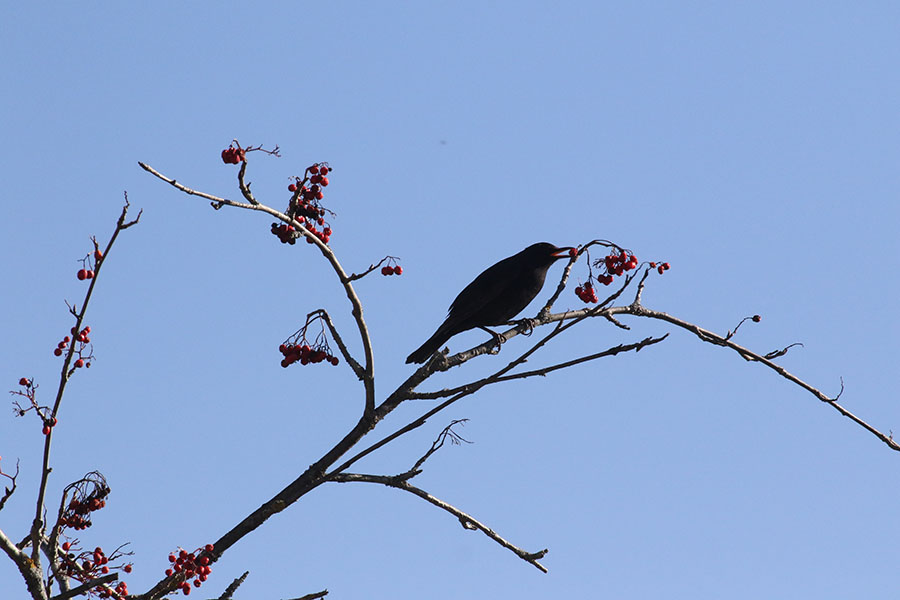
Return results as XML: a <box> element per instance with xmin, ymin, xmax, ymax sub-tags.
<box><xmin>408</xmin><ymin>419</ymin><xmax>471</xmax><ymax>474</ymax></box>
<box><xmin>237</xmin><ymin>160</ymin><xmax>259</xmax><ymax>205</ymax></box>
<box><xmin>217</xmin><ymin>571</ymin><xmax>249</xmax><ymax>600</ymax></box>
<box><xmin>0</xmin><ymin>458</ymin><xmax>19</xmax><ymax>511</ymax></box>
<box><xmin>311</xmin><ymin>309</ymin><xmax>365</xmax><ymax>380</ymax></box>
<box><xmin>331</xmin><ymin>473</ymin><xmax>548</xmax><ymax>572</ymax></box>
<box><xmin>621</xmin><ymin>303</ymin><xmax>900</xmax><ymax>451</ymax></box>
<box><xmin>32</xmin><ymin>200</ymin><xmax>140</xmax><ymax>563</ymax></box>
<box><xmin>289</xmin><ymin>591</ymin><xmax>329</xmax><ymax>600</ymax></box>
<box><xmin>346</xmin><ymin>256</ymin><xmax>394</xmax><ymax>282</ymax></box>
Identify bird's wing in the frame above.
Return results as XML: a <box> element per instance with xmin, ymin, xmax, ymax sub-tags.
<box><xmin>446</xmin><ymin>253</ymin><xmax>525</xmax><ymax>323</ymax></box>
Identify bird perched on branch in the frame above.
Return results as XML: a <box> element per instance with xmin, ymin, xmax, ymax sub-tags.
<box><xmin>406</xmin><ymin>242</ymin><xmax>574</xmax><ymax>364</ymax></box>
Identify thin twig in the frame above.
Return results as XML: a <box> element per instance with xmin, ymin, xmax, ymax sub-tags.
<box><xmin>331</xmin><ymin>473</ymin><xmax>548</xmax><ymax>572</ymax></box>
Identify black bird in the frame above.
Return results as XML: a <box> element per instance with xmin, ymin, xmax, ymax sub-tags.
<box><xmin>406</xmin><ymin>242</ymin><xmax>574</xmax><ymax>364</ymax></box>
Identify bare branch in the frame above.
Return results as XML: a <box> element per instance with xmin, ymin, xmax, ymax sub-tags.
<box><xmin>141</xmin><ymin>161</ymin><xmax>377</xmax><ymax>416</ymax></box>
<box><xmin>409</xmin><ymin>419</ymin><xmax>471</xmax><ymax>474</ymax></box>
<box><xmin>311</xmin><ymin>309</ymin><xmax>365</xmax><ymax>380</ymax></box>
<box><xmin>346</xmin><ymin>256</ymin><xmax>395</xmax><ymax>282</ymax></box>
<box><xmin>216</xmin><ymin>571</ymin><xmax>249</xmax><ymax>600</ymax></box>
<box><xmin>50</xmin><ymin>573</ymin><xmax>118</xmax><ymax>600</ymax></box>
<box><xmin>620</xmin><ymin>303</ymin><xmax>900</xmax><ymax>452</ymax></box>
<box><xmin>331</xmin><ymin>473</ymin><xmax>548</xmax><ymax>572</ymax></box>
<box><xmin>289</xmin><ymin>591</ymin><xmax>329</xmax><ymax>600</ymax></box>
<box><xmin>0</xmin><ymin>458</ymin><xmax>19</xmax><ymax>511</ymax></box>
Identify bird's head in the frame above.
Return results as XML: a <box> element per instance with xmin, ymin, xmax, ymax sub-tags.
<box><xmin>524</xmin><ymin>242</ymin><xmax>576</xmax><ymax>264</ymax></box>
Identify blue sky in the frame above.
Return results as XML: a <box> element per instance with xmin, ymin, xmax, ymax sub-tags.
<box><xmin>2</xmin><ymin>3</ymin><xmax>900</xmax><ymax>598</ymax></box>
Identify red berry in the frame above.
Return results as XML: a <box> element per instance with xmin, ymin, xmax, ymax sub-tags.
<box><xmin>381</xmin><ymin>266</ymin><xmax>392</xmax><ymax>276</ymax></box>
<box><xmin>86</xmin><ymin>270</ymin><xmax>94</xmax><ymax>279</ymax></box>
<box><xmin>320</xmin><ymin>176</ymin><xmax>329</xmax><ymax>187</ymax></box>
<box><xmin>124</xmin><ymin>564</ymin><xmax>133</xmax><ymax>573</ymax></box>
<box><xmin>62</xmin><ymin>542</ymin><xmax>71</xmax><ymax>551</ymax></box>
<box><xmin>649</xmin><ymin>262</ymin><xmax>656</xmax><ymax>268</ymax></box>
<box><xmin>19</xmin><ymin>377</ymin><xmax>29</xmax><ymax>386</ymax></box>
<box><xmin>101</xmin><ymin>565</ymin><xmax>109</xmax><ymax>574</ymax></box>
<box><xmin>74</xmin><ymin>359</ymin><xmax>85</xmax><ymax>368</ymax></box>
<box><xmin>308</xmin><ymin>165</ymin><xmax>319</xmax><ymax>175</ymax></box>
<box><xmin>194</xmin><ymin>580</ymin><xmax>202</xmax><ymax>588</ymax></box>
<box><xmin>53</xmin><ymin>347</ymin><xmax>62</xmax><ymax>355</ymax></box>
<box><xmin>43</xmin><ymin>425</ymin><xmax>51</xmax><ymax>435</ymax></box>
<box><xmin>165</xmin><ymin>568</ymin><xmax>174</xmax><ymax>577</ymax></box>
<box><xmin>288</xmin><ymin>183</ymin><xmax>297</xmax><ymax>192</ymax></box>
<box><xmin>662</xmin><ymin>262</ymin><xmax>671</xmax><ymax>270</ymax></box>
<box><xmin>77</xmin><ymin>269</ymin><xmax>88</xmax><ymax>280</ymax></box>
<box><xmin>752</xmin><ymin>315</ymin><xmax>761</xmax><ymax>322</ymax></box>
<box><xmin>568</xmin><ymin>248</ymin><xmax>577</xmax><ymax>257</ymax></box>
<box><xmin>657</xmin><ymin>265</ymin><xmax>664</xmax><ymax>274</ymax></box>
<box><xmin>320</xmin><ymin>166</ymin><xmax>329</xmax><ymax>175</ymax></box>
<box><xmin>204</xmin><ymin>543</ymin><xmax>214</xmax><ymax>552</ymax></box>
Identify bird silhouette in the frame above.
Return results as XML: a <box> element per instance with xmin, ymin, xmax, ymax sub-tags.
<box><xmin>406</xmin><ymin>242</ymin><xmax>573</xmax><ymax>364</ymax></box>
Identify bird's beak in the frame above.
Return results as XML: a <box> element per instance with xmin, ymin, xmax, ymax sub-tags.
<box><xmin>551</xmin><ymin>247</ymin><xmax>576</xmax><ymax>259</ymax></box>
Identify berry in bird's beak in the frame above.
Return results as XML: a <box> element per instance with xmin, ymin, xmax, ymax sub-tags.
<box><xmin>551</xmin><ymin>247</ymin><xmax>576</xmax><ymax>259</ymax></box>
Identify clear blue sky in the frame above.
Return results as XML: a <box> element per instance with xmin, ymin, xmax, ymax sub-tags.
<box><xmin>3</xmin><ymin>3</ymin><xmax>900</xmax><ymax>598</ymax></box>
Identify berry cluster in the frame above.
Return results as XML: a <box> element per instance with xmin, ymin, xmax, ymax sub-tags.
<box><xmin>598</xmin><ymin>250</ymin><xmax>639</xmax><ymax>283</ymax></box>
<box><xmin>76</xmin><ymin>249</ymin><xmax>103</xmax><ymax>281</ymax></box>
<box><xmin>279</xmin><ymin>342</ymin><xmax>340</xmax><ymax>367</ymax></box>
<box><xmin>648</xmin><ymin>261</ymin><xmax>671</xmax><ymax>274</ymax></box>
<box><xmin>59</xmin><ymin>541</ymin><xmax>131</xmax><ymax>598</ymax></box>
<box><xmin>278</xmin><ymin>314</ymin><xmax>340</xmax><ymax>368</ymax></box>
<box><xmin>273</xmin><ymin>163</ymin><xmax>334</xmax><ymax>245</ymax></box>
<box><xmin>574</xmin><ymin>281</ymin><xmax>599</xmax><ymax>303</ymax></box>
<box><xmin>381</xmin><ymin>257</ymin><xmax>403</xmax><ymax>276</ymax></box>
<box><xmin>570</xmin><ymin>248</ymin><xmax>639</xmax><ymax>304</ymax></box>
<box><xmin>165</xmin><ymin>544</ymin><xmax>215</xmax><ymax>595</ymax></box>
<box><xmin>220</xmin><ymin>145</ymin><xmax>246</xmax><ymax>164</ymax></box>
<box><xmin>11</xmin><ymin>378</ymin><xmax>58</xmax><ymax>435</ymax></box>
<box><xmin>55</xmin><ymin>325</ymin><xmax>93</xmax><ymax>369</ymax></box>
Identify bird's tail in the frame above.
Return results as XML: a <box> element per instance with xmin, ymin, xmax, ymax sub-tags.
<box><xmin>406</xmin><ymin>322</ymin><xmax>455</xmax><ymax>364</ymax></box>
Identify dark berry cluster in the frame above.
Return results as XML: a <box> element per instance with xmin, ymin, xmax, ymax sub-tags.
<box><xmin>165</xmin><ymin>544</ymin><xmax>215</xmax><ymax>595</ymax></box>
<box><xmin>648</xmin><ymin>261</ymin><xmax>671</xmax><ymax>274</ymax></box>
<box><xmin>272</xmin><ymin>163</ymin><xmax>334</xmax><ymax>245</ymax></box>
<box><xmin>59</xmin><ymin>541</ymin><xmax>131</xmax><ymax>598</ymax></box>
<box><xmin>574</xmin><ymin>281</ymin><xmax>599</xmax><ymax>303</ymax></box>
<box><xmin>60</xmin><ymin>486</ymin><xmax>109</xmax><ymax>530</ymax></box>
<box><xmin>220</xmin><ymin>145</ymin><xmax>245</xmax><ymax>164</ymax></box>
<box><xmin>278</xmin><ymin>314</ymin><xmax>340</xmax><ymax>368</ymax></box>
<box><xmin>279</xmin><ymin>342</ymin><xmax>339</xmax><ymax>367</ymax></box>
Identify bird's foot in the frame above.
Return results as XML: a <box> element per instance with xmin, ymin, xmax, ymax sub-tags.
<box><xmin>509</xmin><ymin>318</ymin><xmax>538</xmax><ymax>336</ymax></box>
<box><xmin>478</xmin><ymin>326</ymin><xmax>504</xmax><ymax>355</ymax></box>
